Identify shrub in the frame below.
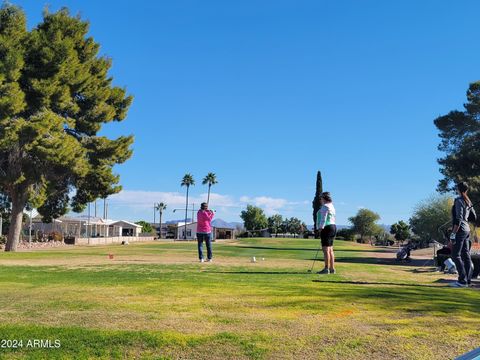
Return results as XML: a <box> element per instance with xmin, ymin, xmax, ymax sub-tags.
<box><xmin>48</xmin><ymin>231</ymin><xmax>63</xmax><ymax>242</ymax></box>
<box><xmin>336</xmin><ymin>228</ymin><xmax>355</xmax><ymax>241</ymax></box>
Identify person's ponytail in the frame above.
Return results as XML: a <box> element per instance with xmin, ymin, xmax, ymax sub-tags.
<box><xmin>457</xmin><ymin>182</ymin><xmax>472</xmax><ymax>207</ymax></box>
<box><xmin>462</xmin><ymin>193</ymin><xmax>472</xmax><ymax>207</ymax></box>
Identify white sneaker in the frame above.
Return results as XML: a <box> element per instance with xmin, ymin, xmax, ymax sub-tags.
<box><xmin>449</xmin><ymin>281</ymin><xmax>468</xmax><ymax>288</ymax></box>
<box><xmin>207</xmin><ymin>259</ymin><xmax>213</xmax><ymax>263</ymax></box>
<box><xmin>199</xmin><ymin>258</ymin><xmax>204</xmax><ymax>263</ymax></box>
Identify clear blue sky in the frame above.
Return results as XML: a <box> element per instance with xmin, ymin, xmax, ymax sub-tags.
<box><xmin>16</xmin><ymin>0</ymin><xmax>480</xmax><ymax>225</ymax></box>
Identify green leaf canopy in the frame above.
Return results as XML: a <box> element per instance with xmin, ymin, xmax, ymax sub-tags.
<box><xmin>0</xmin><ymin>5</ymin><xmax>134</xmax><ymax>250</ymax></box>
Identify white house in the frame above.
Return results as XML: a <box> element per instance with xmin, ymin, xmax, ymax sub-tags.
<box><xmin>176</xmin><ymin>222</ymin><xmax>197</xmax><ymax>240</ymax></box>
<box><xmin>31</xmin><ymin>215</ymin><xmax>143</xmax><ymax>243</ymax></box>
<box><xmin>108</xmin><ymin>220</ymin><xmax>142</xmax><ymax>237</ymax></box>
<box><xmin>173</xmin><ymin>221</ymin><xmax>236</xmax><ymax>240</ymax></box>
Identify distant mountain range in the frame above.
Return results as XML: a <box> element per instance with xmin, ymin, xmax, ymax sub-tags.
<box><xmin>163</xmin><ymin>218</ymin><xmax>242</xmax><ymax>229</ymax></box>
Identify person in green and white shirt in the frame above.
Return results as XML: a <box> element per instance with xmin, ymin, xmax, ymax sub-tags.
<box><xmin>316</xmin><ymin>192</ymin><xmax>337</xmax><ymax>274</ymax></box>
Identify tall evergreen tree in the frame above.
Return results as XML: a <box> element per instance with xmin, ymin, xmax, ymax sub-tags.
<box><xmin>312</xmin><ymin>171</ymin><xmax>323</xmax><ymax>238</ymax></box>
<box><xmin>434</xmin><ymin>81</ymin><xmax>480</xmax><ymax>211</ymax></box>
<box><xmin>0</xmin><ymin>5</ymin><xmax>133</xmax><ymax>251</ymax></box>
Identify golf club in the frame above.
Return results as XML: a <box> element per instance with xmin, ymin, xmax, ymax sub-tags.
<box><xmin>307</xmin><ymin>237</ymin><xmax>323</xmax><ymax>273</ymax></box>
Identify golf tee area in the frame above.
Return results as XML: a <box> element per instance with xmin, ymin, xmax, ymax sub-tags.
<box><xmin>0</xmin><ymin>238</ymin><xmax>478</xmax><ymax>359</ymax></box>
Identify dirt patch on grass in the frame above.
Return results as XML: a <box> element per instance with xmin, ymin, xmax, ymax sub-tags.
<box><xmin>0</xmin><ymin>253</ymin><xmax>309</xmax><ymax>270</ymax></box>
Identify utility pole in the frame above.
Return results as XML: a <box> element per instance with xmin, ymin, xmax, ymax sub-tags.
<box><xmin>87</xmin><ymin>203</ymin><xmax>91</xmax><ymax>243</ymax></box>
<box><xmin>94</xmin><ymin>200</ymin><xmax>97</xmax><ymax>217</ymax></box>
<box><xmin>154</xmin><ymin>203</ymin><xmax>156</xmax><ymax>224</ymax></box>
<box><xmin>29</xmin><ymin>208</ymin><xmax>32</xmax><ymax>243</ymax></box>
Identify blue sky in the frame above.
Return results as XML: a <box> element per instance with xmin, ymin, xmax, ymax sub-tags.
<box><xmin>16</xmin><ymin>0</ymin><xmax>480</xmax><ymax>225</ymax></box>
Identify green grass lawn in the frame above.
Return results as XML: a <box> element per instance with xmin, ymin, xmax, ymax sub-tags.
<box><xmin>0</xmin><ymin>238</ymin><xmax>479</xmax><ymax>359</ymax></box>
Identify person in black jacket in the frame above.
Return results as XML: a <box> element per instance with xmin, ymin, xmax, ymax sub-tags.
<box><xmin>449</xmin><ymin>182</ymin><xmax>476</xmax><ymax>287</ymax></box>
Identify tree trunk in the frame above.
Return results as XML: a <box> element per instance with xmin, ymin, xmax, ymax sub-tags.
<box><xmin>5</xmin><ymin>190</ymin><xmax>27</xmax><ymax>252</ymax></box>
<box><xmin>184</xmin><ymin>187</ymin><xmax>189</xmax><ymax>240</ymax></box>
<box><xmin>207</xmin><ymin>184</ymin><xmax>211</xmax><ymax>205</ymax></box>
<box><xmin>159</xmin><ymin>211</ymin><xmax>163</xmax><ymax>239</ymax></box>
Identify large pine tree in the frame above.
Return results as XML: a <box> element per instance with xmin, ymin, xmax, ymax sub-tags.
<box><xmin>0</xmin><ymin>5</ymin><xmax>133</xmax><ymax>251</ymax></box>
<box><xmin>434</xmin><ymin>81</ymin><xmax>480</xmax><ymax>212</ymax></box>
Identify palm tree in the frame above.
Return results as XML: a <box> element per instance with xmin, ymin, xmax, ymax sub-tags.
<box><xmin>202</xmin><ymin>173</ymin><xmax>218</xmax><ymax>206</ymax></box>
<box><xmin>181</xmin><ymin>174</ymin><xmax>195</xmax><ymax>239</ymax></box>
<box><xmin>155</xmin><ymin>202</ymin><xmax>167</xmax><ymax>238</ymax></box>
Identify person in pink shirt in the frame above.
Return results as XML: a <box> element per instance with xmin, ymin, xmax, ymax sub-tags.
<box><xmin>197</xmin><ymin>202</ymin><xmax>215</xmax><ymax>262</ymax></box>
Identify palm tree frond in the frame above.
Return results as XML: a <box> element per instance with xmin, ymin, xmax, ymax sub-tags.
<box><xmin>155</xmin><ymin>202</ymin><xmax>167</xmax><ymax>211</ymax></box>
<box><xmin>181</xmin><ymin>174</ymin><xmax>195</xmax><ymax>187</ymax></box>
<box><xmin>202</xmin><ymin>172</ymin><xmax>218</xmax><ymax>185</ymax></box>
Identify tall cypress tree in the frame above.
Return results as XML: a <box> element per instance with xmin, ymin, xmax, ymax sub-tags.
<box><xmin>312</xmin><ymin>171</ymin><xmax>323</xmax><ymax>238</ymax></box>
<box><xmin>0</xmin><ymin>5</ymin><xmax>133</xmax><ymax>251</ymax></box>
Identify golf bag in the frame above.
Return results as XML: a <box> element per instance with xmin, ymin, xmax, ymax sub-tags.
<box><xmin>443</xmin><ymin>257</ymin><xmax>457</xmax><ymax>274</ymax></box>
<box><xmin>396</xmin><ymin>243</ymin><xmax>414</xmax><ymax>262</ymax></box>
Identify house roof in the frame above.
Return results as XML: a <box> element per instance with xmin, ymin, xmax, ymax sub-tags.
<box><xmin>33</xmin><ymin>215</ymin><xmax>141</xmax><ymax>227</ymax></box>
<box><xmin>108</xmin><ymin>220</ymin><xmax>142</xmax><ymax>228</ymax></box>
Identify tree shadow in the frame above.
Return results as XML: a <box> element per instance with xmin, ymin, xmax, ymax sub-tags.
<box><xmin>234</xmin><ymin>245</ymin><xmax>319</xmax><ymax>252</ymax></box>
<box><xmin>206</xmin><ymin>271</ymin><xmax>311</xmax><ymax>275</ymax></box>
<box><xmin>311</xmin><ymin>279</ymin><xmax>439</xmax><ymax>288</ymax></box>
<box><xmin>308</xmin><ymin>279</ymin><xmax>480</xmax><ymax>314</ymax></box>
<box><xmin>308</xmin><ymin>256</ymin><xmax>434</xmax><ymax>267</ymax></box>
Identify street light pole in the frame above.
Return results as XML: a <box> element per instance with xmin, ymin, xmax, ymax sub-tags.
<box><xmin>184</xmin><ymin>187</ymin><xmax>189</xmax><ymax>240</ymax></box>
<box><xmin>192</xmin><ymin>203</ymin><xmax>195</xmax><ymax>224</ymax></box>
<box><xmin>87</xmin><ymin>203</ymin><xmax>91</xmax><ymax>243</ymax></box>
<box><xmin>29</xmin><ymin>208</ymin><xmax>32</xmax><ymax>243</ymax></box>
<box><xmin>173</xmin><ymin>204</ymin><xmax>196</xmax><ymax>240</ymax></box>
<box><xmin>103</xmin><ymin>198</ymin><xmax>109</xmax><ymax>220</ymax></box>
<box><xmin>153</xmin><ymin>203</ymin><xmax>156</xmax><ymax>224</ymax></box>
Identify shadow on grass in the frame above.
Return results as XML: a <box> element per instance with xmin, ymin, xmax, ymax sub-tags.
<box><xmin>234</xmin><ymin>245</ymin><xmax>319</xmax><ymax>252</ymax></box>
<box><xmin>320</xmin><ymin>256</ymin><xmax>434</xmax><ymax>267</ymax></box>
<box><xmin>206</xmin><ymin>271</ymin><xmax>311</xmax><ymax>275</ymax></box>
<box><xmin>235</xmin><ymin>245</ymin><xmax>401</xmax><ymax>254</ymax></box>
<box><xmin>308</xmin><ymin>279</ymin><xmax>480</xmax><ymax>314</ymax></box>
<box><xmin>311</xmin><ymin>279</ymin><xmax>439</xmax><ymax>288</ymax></box>
<box><xmin>335</xmin><ymin>248</ymin><xmax>399</xmax><ymax>253</ymax></box>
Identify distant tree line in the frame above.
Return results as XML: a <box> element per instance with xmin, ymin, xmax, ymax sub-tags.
<box><xmin>239</xmin><ymin>205</ymin><xmax>307</xmax><ymax>238</ymax></box>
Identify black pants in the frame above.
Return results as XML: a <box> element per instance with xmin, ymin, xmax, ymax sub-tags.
<box><xmin>451</xmin><ymin>231</ymin><xmax>473</xmax><ymax>284</ymax></box>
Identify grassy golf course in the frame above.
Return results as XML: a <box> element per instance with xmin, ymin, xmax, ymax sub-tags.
<box><xmin>0</xmin><ymin>238</ymin><xmax>479</xmax><ymax>359</ymax></box>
